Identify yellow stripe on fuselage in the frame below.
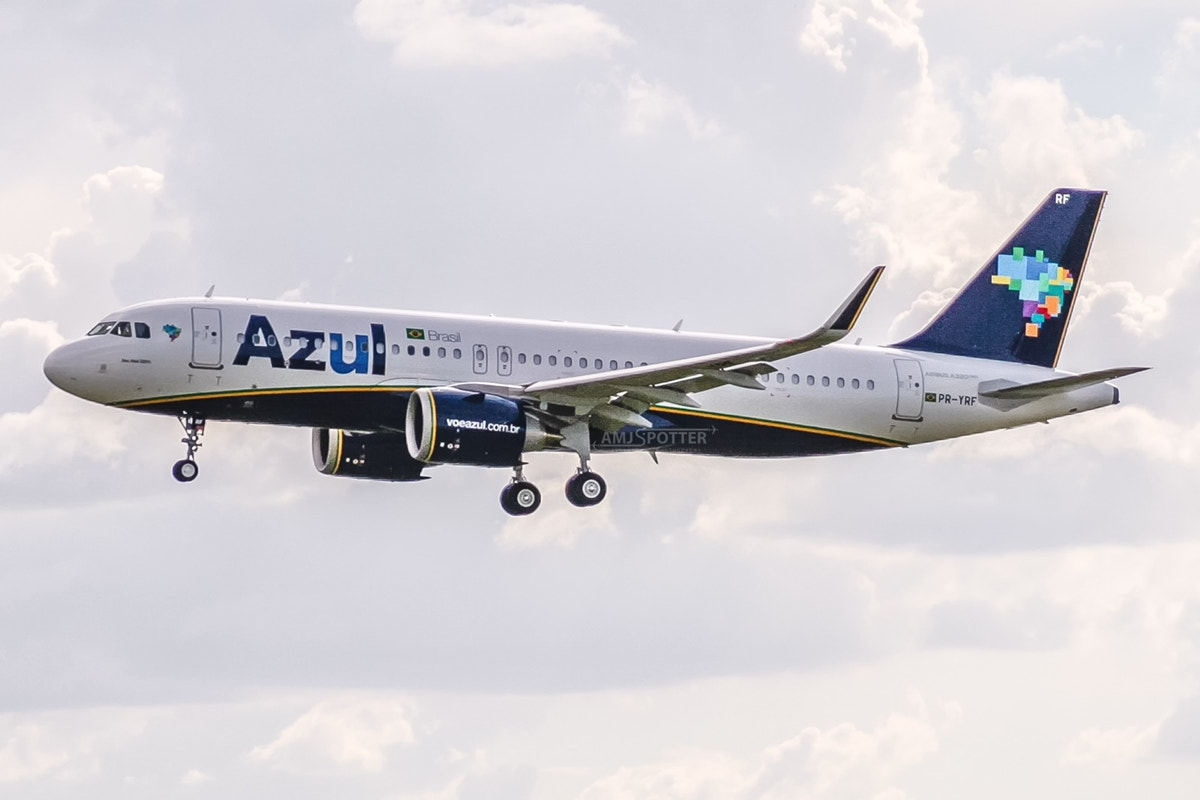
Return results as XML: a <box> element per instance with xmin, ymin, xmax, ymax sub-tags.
<box><xmin>115</xmin><ymin>384</ymin><xmax>417</xmax><ymax>409</ymax></box>
<box><xmin>654</xmin><ymin>406</ymin><xmax>903</xmax><ymax>448</ymax></box>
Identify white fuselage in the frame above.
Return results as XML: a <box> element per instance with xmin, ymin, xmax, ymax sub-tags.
<box><xmin>43</xmin><ymin>297</ymin><xmax>1119</xmax><ymax>458</ymax></box>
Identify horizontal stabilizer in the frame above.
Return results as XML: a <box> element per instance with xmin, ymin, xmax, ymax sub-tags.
<box><xmin>978</xmin><ymin>366</ymin><xmax>1148</xmax><ymax>405</ymax></box>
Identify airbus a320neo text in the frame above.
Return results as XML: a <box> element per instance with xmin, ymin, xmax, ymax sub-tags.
<box><xmin>44</xmin><ymin>189</ymin><xmax>1146</xmax><ymax>515</ymax></box>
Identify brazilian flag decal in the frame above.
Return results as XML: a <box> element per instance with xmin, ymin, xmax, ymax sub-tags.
<box><xmin>924</xmin><ymin>392</ymin><xmax>937</xmax><ymax>403</ymax></box>
<box><xmin>406</xmin><ymin>328</ymin><xmax>425</xmax><ymax>340</ymax></box>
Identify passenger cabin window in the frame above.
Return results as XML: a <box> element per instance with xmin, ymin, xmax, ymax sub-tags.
<box><xmin>533</xmin><ymin>354</ymin><xmax>542</xmax><ymax>365</ymax></box>
<box><xmin>134</xmin><ymin>322</ymin><xmax>151</xmax><ymax>339</ymax></box>
<box><xmin>113</xmin><ymin>321</ymin><xmax>132</xmax><ymax>337</ymax></box>
<box><xmin>549</xmin><ymin>355</ymin><xmax>557</xmax><ymax>366</ymax></box>
<box><xmin>87</xmin><ymin>322</ymin><xmax>117</xmax><ymax>336</ymax></box>
<box><xmin>564</xmin><ymin>357</ymin><xmax>573</xmax><ymax>367</ymax></box>
<box><xmin>453</xmin><ymin>348</ymin><xmax>462</xmax><ymax>359</ymax></box>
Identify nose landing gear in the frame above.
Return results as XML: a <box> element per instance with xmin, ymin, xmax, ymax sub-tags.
<box><xmin>172</xmin><ymin>413</ymin><xmax>205</xmax><ymax>483</ymax></box>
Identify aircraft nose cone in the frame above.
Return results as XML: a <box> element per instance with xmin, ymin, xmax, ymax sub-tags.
<box><xmin>43</xmin><ymin>344</ymin><xmax>77</xmax><ymax>392</ymax></box>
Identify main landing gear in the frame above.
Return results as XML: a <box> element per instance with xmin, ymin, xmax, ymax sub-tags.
<box><xmin>172</xmin><ymin>413</ymin><xmax>205</xmax><ymax>483</ymax></box>
<box><xmin>500</xmin><ymin>466</ymin><xmax>542</xmax><ymax>516</ymax></box>
<box><xmin>499</xmin><ymin>463</ymin><xmax>608</xmax><ymax>516</ymax></box>
<box><xmin>565</xmin><ymin>470</ymin><xmax>607</xmax><ymax>507</ymax></box>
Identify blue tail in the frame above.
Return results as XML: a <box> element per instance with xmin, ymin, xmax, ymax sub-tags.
<box><xmin>892</xmin><ymin>188</ymin><xmax>1105</xmax><ymax>368</ymax></box>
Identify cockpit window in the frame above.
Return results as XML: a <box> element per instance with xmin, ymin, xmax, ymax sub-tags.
<box><xmin>134</xmin><ymin>322</ymin><xmax>151</xmax><ymax>339</ymax></box>
<box><xmin>112</xmin><ymin>321</ymin><xmax>133</xmax><ymax>337</ymax></box>
<box><xmin>87</xmin><ymin>321</ymin><xmax>117</xmax><ymax>336</ymax></box>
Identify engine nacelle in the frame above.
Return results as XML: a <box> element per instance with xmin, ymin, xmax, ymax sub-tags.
<box><xmin>405</xmin><ymin>388</ymin><xmax>552</xmax><ymax>466</ymax></box>
<box><xmin>312</xmin><ymin>428</ymin><xmax>427</xmax><ymax>482</ymax></box>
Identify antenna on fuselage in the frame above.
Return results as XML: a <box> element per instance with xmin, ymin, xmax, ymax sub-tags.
<box><xmin>204</xmin><ymin>284</ymin><xmax>215</xmax><ymax>299</ymax></box>
<box><xmin>672</xmin><ymin>319</ymin><xmax>683</xmax><ymax>332</ymax></box>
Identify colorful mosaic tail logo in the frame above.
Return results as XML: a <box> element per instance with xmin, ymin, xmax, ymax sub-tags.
<box><xmin>990</xmin><ymin>247</ymin><xmax>1075</xmax><ymax>338</ymax></box>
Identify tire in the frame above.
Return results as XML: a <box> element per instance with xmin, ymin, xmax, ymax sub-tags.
<box><xmin>500</xmin><ymin>481</ymin><xmax>541</xmax><ymax>516</ymax></box>
<box><xmin>172</xmin><ymin>459</ymin><xmax>199</xmax><ymax>483</ymax></box>
<box><xmin>565</xmin><ymin>471</ymin><xmax>607</xmax><ymax>507</ymax></box>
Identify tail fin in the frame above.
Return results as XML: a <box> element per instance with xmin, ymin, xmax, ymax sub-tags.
<box><xmin>892</xmin><ymin>188</ymin><xmax>1105</xmax><ymax>368</ymax></box>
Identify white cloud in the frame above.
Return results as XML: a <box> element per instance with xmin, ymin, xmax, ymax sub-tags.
<box><xmin>799</xmin><ymin>0</ymin><xmax>927</xmax><ymax>76</ymax></box>
<box><xmin>0</xmin><ymin>391</ymin><xmax>131</xmax><ymax>480</ymax></box>
<box><xmin>799</xmin><ymin>0</ymin><xmax>859</xmax><ymax>72</ymax></box>
<box><xmin>887</xmin><ymin>286</ymin><xmax>956</xmax><ymax>339</ymax></box>
<box><xmin>863</xmin><ymin>0</ymin><xmax>928</xmax><ymax>77</ymax></box>
<box><xmin>496</xmin><ymin>499</ymin><xmax>616</xmax><ymax>549</ymax></box>
<box><xmin>621</xmin><ymin>73</ymin><xmax>725</xmax><ymax>143</ymax></box>
<box><xmin>180</xmin><ymin>768</ymin><xmax>213</xmax><ymax>785</ymax></box>
<box><xmin>247</xmin><ymin>695</ymin><xmax>415</xmax><ymax>775</ymax></box>
<box><xmin>0</xmin><ymin>252</ymin><xmax>57</xmax><ymax>301</ymax></box>
<box><xmin>929</xmin><ymin>404</ymin><xmax>1200</xmax><ymax>465</ymax></box>
<box><xmin>579</xmin><ymin>694</ymin><xmax>942</xmax><ymax>800</ymax></box>
<box><xmin>1050</xmin><ymin>35</ymin><xmax>1105</xmax><ymax>60</ymax></box>
<box><xmin>925</xmin><ymin>596</ymin><xmax>1075</xmax><ymax>650</ymax></box>
<box><xmin>1156</xmin><ymin>17</ymin><xmax>1200</xmax><ymax>95</ymax></box>
<box><xmin>814</xmin><ymin>78</ymin><xmax>980</xmax><ymax>282</ymax></box>
<box><xmin>353</xmin><ymin>0</ymin><xmax>627</xmax><ymax>68</ymax></box>
<box><xmin>0</xmin><ymin>318</ymin><xmax>64</xmax><ymax>412</ymax></box>
<box><xmin>0</xmin><ymin>708</ymin><xmax>154</xmax><ymax>784</ymax></box>
<box><xmin>1075</xmin><ymin>280</ymin><xmax>1171</xmax><ymax>338</ymax></box>
<box><xmin>974</xmin><ymin>74</ymin><xmax>1143</xmax><ymax>186</ymax></box>
<box><xmin>1062</xmin><ymin>724</ymin><xmax>1158</xmax><ymax>766</ymax></box>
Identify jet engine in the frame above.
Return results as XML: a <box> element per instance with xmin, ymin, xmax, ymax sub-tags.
<box><xmin>405</xmin><ymin>388</ymin><xmax>553</xmax><ymax>466</ymax></box>
<box><xmin>312</xmin><ymin>428</ymin><xmax>427</xmax><ymax>481</ymax></box>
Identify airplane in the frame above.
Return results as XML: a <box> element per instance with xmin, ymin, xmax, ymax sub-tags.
<box><xmin>43</xmin><ymin>188</ymin><xmax>1146</xmax><ymax>515</ymax></box>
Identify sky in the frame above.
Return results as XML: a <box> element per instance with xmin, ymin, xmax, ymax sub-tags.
<box><xmin>2</xmin><ymin>0</ymin><xmax>1200</xmax><ymax>797</ymax></box>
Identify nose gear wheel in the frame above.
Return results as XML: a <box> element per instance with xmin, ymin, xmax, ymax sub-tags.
<box><xmin>173</xmin><ymin>414</ymin><xmax>206</xmax><ymax>483</ymax></box>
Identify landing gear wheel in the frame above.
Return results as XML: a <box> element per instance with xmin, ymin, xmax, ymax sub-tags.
<box><xmin>173</xmin><ymin>413</ymin><xmax>206</xmax><ymax>484</ymax></box>
<box><xmin>565</xmin><ymin>471</ymin><xmax>607</xmax><ymax>507</ymax></box>
<box><xmin>500</xmin><ymin>481</ymin><xmax>542</xmax><ymax>516</ymax></box>
<box><xmin>172</xmin><ymin>459</ymin><xmax>199</xmax><ymax>483</ymax></box>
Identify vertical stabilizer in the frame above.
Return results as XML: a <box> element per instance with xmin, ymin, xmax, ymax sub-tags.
<box><xmin>892</xmin><ymin>189</ymin><xmax>1105</xmax><ymax>368</ymax></box>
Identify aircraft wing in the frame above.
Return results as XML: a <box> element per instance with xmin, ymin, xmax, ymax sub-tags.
<box><xmin>452</xmin><ymin>267</ymin><xmax>883</xmax><ymax>432</ymax></box>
